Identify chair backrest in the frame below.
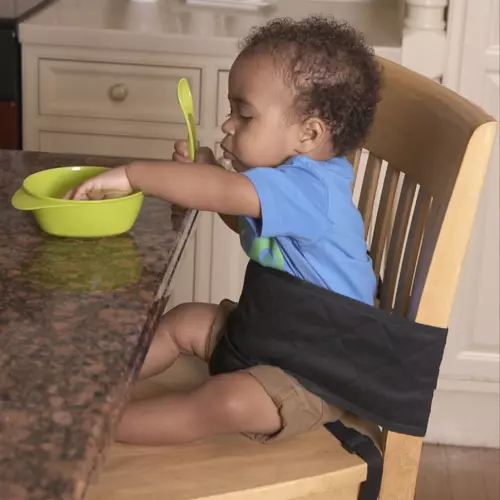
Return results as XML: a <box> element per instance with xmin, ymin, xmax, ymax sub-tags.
<box><xmin>348</xmin><ymin>57</ymin><xmax>497</xmax><ymax>500</ymax></box>
<box><xmin>350</xmin><ymin>57</ymin><xmax>497</xmax><ymax>328</ymax></box>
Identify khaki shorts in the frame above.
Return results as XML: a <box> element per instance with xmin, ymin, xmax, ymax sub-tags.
<box><xmin>206</xmin><ymin>300</ymin><xmax>381</xmax><ymax>446</ymax></box>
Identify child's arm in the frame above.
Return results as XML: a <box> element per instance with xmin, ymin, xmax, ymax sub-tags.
<box><xmin>68</xmin><ymin>142</ymin><xmax>257</xmax><ymax>223</ymax></box>
<box><xmin>68</xmin><ymin>160</ymin><xmax>260</xmax><ymax>220</ymax></box>
<box><xmin>126</xmin><ymin>161</ymin><xmax>259</xmax><ymax>217</ymax></box>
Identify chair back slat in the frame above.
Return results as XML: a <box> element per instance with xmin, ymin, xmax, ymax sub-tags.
<box><xmin>379</xmin><ymin>176</ymin><xmax>417</xmax><ymax>310</ymax></box>
<box><xmin>358</xmin><ymin>154</ymin><xmax>383</xmax><ymax>238</ymax></box>
<box><xmin>394</xmin><ymin>189</ymin><xmax>432</xmax><ymax>316</ymax></box>
<box><xmin>369</xmin><ymin>164</ymin><xmax>400</xmax><ymax>277</ymax></box>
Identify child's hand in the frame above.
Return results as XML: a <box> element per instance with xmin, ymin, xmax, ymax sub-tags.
<box><xmin>173</xmin><ymin>140</ymin><xmax>217</xmax><ymax>165</ymax></box>
<box><xmin>65</xmin><ymin>166</ymin><xmax>134</xmax><ymax>201</ymax></box>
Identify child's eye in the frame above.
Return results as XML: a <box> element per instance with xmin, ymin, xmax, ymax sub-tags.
<box><xmin>225</xmin><ymin>108</ymin><xmax>251</xmax><ymax>121</ymax></box>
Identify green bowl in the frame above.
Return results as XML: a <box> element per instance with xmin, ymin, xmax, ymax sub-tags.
<box><xmin>12</xmin><ymin>166</ymin><xmax>144</xmax><ymax>238</ymax></box>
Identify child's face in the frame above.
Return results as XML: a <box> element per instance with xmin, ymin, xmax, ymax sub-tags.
<box><xmin>220</xmin><ymin>54</ymin><xmax>302</xmax><ymax>172</ymax></box>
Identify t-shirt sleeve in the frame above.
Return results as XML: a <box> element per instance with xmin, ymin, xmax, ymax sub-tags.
<box><xmin>243</xmin><ymin>164</ymin><xmax>329</xmax><ymax>242</ymax></box>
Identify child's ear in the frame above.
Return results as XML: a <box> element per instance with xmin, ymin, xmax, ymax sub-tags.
<box><xmin>296</xmin><ymin>117</ymin><xmax>328</xmax><ymax>153</ymax></box>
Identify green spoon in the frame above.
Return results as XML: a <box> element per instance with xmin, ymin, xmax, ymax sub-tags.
<box><xmin>11</xmin><ymin>187</ymin><xmax>74</xmax><ymax>211</ymax></box>
<box><xmin>177</xmin><ymin>78</ymin><xmax>198</xmax><ymax>161</ymax></box>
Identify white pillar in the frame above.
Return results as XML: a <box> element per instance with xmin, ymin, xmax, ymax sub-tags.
<box><xmin>402</xmin><ymin>0</ymin><xmax>449</xmax><ymax>79</ymax></box>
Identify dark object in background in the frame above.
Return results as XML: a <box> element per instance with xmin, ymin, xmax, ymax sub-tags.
<box><xmin>0</xmin><ymin>23</ymin><xmax>20</xmax><ymax>150</ymax></box>
<box><xmin>0</xmin><ymin>1</ymin><xmax>56</xmax><ymax>150</ymax></box>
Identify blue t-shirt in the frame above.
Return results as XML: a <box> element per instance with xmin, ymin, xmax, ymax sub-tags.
<box><xmin>240</xmin><ymin>155</ymin><xmax>376</xmax><ymax>305</ymax></box>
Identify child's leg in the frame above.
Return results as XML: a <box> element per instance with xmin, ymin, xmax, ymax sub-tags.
<box><xmin>116</xmin><ymin>301</ymin><xmax>281</xmax><ymax>445</ymax></box>
<box><xmin>138</xmin><ymin>302</ymin><xmax>219</xmax><ymax>380</ymax></box>
<box><xmin>115</xmin><ymin>371</ymin><xmax>281</xmax><ymax>445</ymax></box>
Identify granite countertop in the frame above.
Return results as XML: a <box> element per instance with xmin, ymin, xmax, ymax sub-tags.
<box><xmin>0</xmin><ymin>151</ymin><xmax>197</xmax><ymax>500</ymax></box>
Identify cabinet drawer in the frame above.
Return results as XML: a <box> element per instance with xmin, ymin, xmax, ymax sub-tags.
<box><xmin>216</xmin><ymin>70</ymin><xmax>230</xmax><ymax>126</ymax></box>
<box><xmin>39</xmin><ymin>59</ymin><xmax>201</xmax><ymax>124</ymax></box>
<box><xmin>39</xmin><ymin>131</ymin><xmax>179</xmax><ymax>160</ymax></box>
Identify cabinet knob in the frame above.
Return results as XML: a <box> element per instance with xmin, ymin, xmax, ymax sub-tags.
<box><xmin>109</xmin><ymin>83</ymin><xmax>129</xmax><ymax>102</ymax></box>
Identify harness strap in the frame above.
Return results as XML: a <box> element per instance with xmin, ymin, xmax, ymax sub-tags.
<box><xmin>324</xmin><ymin>420</ymin><xmax>383</xmax><ymax>500</ymax></box>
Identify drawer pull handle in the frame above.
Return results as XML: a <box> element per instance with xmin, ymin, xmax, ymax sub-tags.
<box><xmin>109</xmin><ymin>83</ymin><xmax>129</xmax><ymax>102</ymax></box>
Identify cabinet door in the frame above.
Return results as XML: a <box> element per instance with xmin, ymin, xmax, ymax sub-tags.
<box><xmin>210</xmin><ymin>213</ymin><xmax>248</xmax><ymax>304</ymax></box>
<box><xmin>427</xmin><ymin>0</ymin><xmax>500</xmax><ymax>447</ymax></box>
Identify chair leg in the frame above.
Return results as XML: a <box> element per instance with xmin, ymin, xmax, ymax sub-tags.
<box><xmin>379</xmin><ymin>432</ymin><xmax>423</xmax><ymax>500</ymax></box>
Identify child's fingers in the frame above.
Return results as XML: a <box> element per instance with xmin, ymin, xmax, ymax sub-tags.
<box><xmin>62</xmin><ymin>188</ymin><xmax>75</xmax><ymax>200</ymax></box>
<box><xmin>173</xmin><ymin>140</ymin><xmax>189</xmax><ymax>157</ymax></box>
<box><xmin>69</xmin><ymin>182</ymin><xmax>94</xmax><ymax>201</ymax></box>
<box><xmin>173</xmin><ymin>152</ymin><xmax>190</xmax><ymax>163</ymax></box>
<box><xmin>174</xmin><ymin>141</ymin><xmax>216</xmax><ymax>164</ymax></box>
<box><xmin>172</xmin><ymin>140</ymin><xmax>191</xmax><ymax>163</ymax></box>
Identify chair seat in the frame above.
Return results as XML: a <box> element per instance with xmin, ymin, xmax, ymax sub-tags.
<box><xmin>85</xmin><ymin>357</ymin><xmax>366</xmax><ymax>500</ymax></box>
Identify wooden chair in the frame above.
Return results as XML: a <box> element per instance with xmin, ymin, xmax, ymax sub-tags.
<box><xmin>85</xmin><ymin>58</ymin><xmax>497</xmax><ymax>500</ymax></box>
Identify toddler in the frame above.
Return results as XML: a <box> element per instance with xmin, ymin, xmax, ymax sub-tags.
<box><xmin>70</xmin><ymin>16</ymin><xmax>381</xmax><ymax>445</ymax></box>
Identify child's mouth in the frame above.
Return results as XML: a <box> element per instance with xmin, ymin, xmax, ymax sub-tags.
<box><xmin>220</xmin><ymin>147</ymin><xmax>244</xmax><ymax>172</ymax></box>
<box><xmin>222</xmin><ymin>147</ymin><xmax>235</xmax><ymax>161</ymax></box>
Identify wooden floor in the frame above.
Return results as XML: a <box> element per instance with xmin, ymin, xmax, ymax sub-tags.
<box><xmin>416</xmin><ymin>445</ymin><xmax>499</xmax><ymax>500</ymax></box>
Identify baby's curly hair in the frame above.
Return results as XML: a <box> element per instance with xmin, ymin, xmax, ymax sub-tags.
<box><xmin>240</xmin><ymin>16</ymin><xmax>382</xmax><ymax>156</ymax></box>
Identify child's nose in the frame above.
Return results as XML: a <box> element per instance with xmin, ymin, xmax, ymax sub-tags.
<box><xmin>221</xmin><ymin>116</ymin><xmax>235</xmax><ymax>135</ymax></box>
